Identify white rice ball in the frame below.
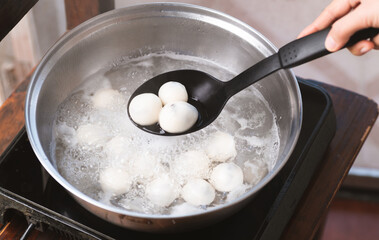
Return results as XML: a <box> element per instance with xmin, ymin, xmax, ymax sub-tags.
<box><xmin>92</xmin><ymin>88</ymin><xmax>124</xmax><ymax>110</ymax></box>
<box><xmin>145</xmin><ymin>175</ymin><xmax>180</xmax><ymax>207</ymax></box>
<box><xmin>243</xmin><ymin>161</ymin><xmax>268</xmax><ymax>185</ymax></box>
<box><xmin>210</xmin><ymin>162</ymin><xmax>243</xmax><ymax>192</ymax></box>
<box><xmin>104</xmin><ymin>136</ymin><xmax>133</xmax><ymax>167</ymax></box>
<box><xmin>129</xmin><ymin>93</ymin><xmax>162</xmax><ymax>126</ymax></box>
<box><xmin>131</xmin><ymin>152</ymin><xmax>163</xmax><ymax>179</ymax></box>
<box><xmin>158</xmin><ymin>81</ymin><xmax>188</xmax><ymax>105</ymax></box>
<box><xmin>159</xmin><ymin>101</ymin><xmax>198</xmax><ymax>133</ymax></box>
<box><xmin>172</xmin><ymin>150</ymin><xmax>211</xmax><ymax>183</ymax></box>
<box><xmin>205</xmin><ymin>131</ymin><xmax>237</xmax><ymax>162</ymax></box>
<box><xmin>99</xmin><ymin>167</ymin><xmax>133</xmax><ymax>195</ymax></box>
<box><xmin>170</xmin><ymin>202</ymin><xmax>204</xmax><ymax>216</ymax></box>
<box><xmin>182</xmin><ymin>179</ymin><xmax>215</xmax><ymax>206</ymax></box>
<box><xmin>226</xmin><ymin>184</ymin><xmax>250</xmax><ymax>202</ymax></box>
<box><xmin>105</xmin><ymin>136</ymin><xmax>130</xmax><ymax>159</ymax></box>
<box><xmin>76</xmin><ymin>124</ymin><xmax>111</xmax><ymax>147</ymax></box>
<box><xmin>54</xmin><ymin>123</ymin><xmax>76</xmax><ymax>146</ymax></box>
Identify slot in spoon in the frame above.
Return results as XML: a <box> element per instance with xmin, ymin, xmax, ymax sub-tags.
<box><xmin>128</xmin><ymin>27</ymin><xmax>379</xmax><ymax>136</ymax></box>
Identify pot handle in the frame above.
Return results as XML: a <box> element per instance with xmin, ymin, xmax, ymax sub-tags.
<box><xmin>278</xmin><ymin>27</ymin><xmax>379</xmax><ymax>69</ymax></box>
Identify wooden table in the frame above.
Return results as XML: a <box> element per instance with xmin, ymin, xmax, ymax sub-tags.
<box><xmin>0</xmin><ymin>73</ymin><xmax>377</xmax><ymax>239</ymax></box>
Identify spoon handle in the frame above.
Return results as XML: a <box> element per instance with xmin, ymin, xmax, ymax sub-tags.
<box><xmin>279</xmin><ymin>27</ymin><xmax>379</xmax><ymax>69</ymax></box>
<box><xmin>224</xmin><ymin>27</ymin><xmax>379</xmax><ymax>97</ymax></box>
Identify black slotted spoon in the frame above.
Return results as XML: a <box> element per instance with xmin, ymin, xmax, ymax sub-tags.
<box><xmin>128</xmin><ymin>27</ymin><xmax>379</xmax><ymax>136</ymax></box>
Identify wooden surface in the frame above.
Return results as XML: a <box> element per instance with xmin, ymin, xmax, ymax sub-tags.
<box><xmin>64</xmin><ymin>0</ymin><xmax>115</xmax><ymax>30</ymax></box>
<box><xmin>321</xmin><ymin>197</ymin><xmax>379</xmax><ymax>240</ymax></box>
<box><xmin>0</xmin><ymin>0</ymin><xmax>39</xmax><ymax>41</ymax></box>
<box><xmin>0</xmin><ymin>74</ymin><xmax>29</xmax><ymax>154</ymax></box>
<box><xmin>282</xmin><ymin>84</ymin><xmax>379</xmax><ymax>239</ymax></box>
<box><xmin>0</xmin><ymin>74</ymin><xmax>377</xmax><ymax>239</ymax></box>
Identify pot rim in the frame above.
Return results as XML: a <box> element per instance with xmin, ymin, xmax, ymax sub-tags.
<box><xmin>25</xmin><ymin>2</ymin><xmax>302</xmax><ymax>220</ymax></box>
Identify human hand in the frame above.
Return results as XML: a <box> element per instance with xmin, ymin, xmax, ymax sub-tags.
<box><xmin>298</xmin><ymin>0</ymin><xmax>379</xmax><ymax>56</ymax></box>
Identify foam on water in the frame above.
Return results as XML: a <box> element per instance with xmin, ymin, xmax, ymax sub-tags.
<box><xmin>53</xmin><ymin>52</ymin><xmax>280</xmax><ymax>215</ymax></box>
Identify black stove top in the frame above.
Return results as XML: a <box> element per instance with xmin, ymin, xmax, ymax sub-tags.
<box><xmin>0</xmin><ymin>78</ymin><xmax>336</xmax><ymax>240</ymax></box>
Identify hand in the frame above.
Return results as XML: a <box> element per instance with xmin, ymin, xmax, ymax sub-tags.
<box><xmin>298</xmin><ymin>0</ymin><xmax>379</xmax><ymax>55</ymax></box>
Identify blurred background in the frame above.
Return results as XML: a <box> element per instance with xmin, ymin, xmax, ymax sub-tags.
<box><xmin>1</xmin><ymin>0</ymin><xmax>377</xmax><ymax>178</ymax></box>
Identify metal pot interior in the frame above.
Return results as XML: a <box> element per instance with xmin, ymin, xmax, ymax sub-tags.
<box><xmin>25</xmin><ymin>3</ymin><xmax>302</xmax><ymax>231</ymax></box>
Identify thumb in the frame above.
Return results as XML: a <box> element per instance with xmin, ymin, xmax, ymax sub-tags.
<box><xmin>325</xmin><ymin>6</ymin><xmax>376</xmax><ymax>51</ymax></box>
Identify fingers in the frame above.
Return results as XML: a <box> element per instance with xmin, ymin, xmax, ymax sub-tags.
<box><xmin>314</xmin><ymin>0</ymin><xmax>357</xmax><ymax>28</ymax></box>
<box><xmin>347</xmin><ymin>40</ymin><xmax>374</xmax><ymax>55</ymax></box>
<box><xmin>298</xmin><ymin>24</ymin><xmax>320</xmax><ymax>38</ymax></box>
<box><xmin>372</xmin><ymin>32</ymin><xmax>379</xmax><ymax>49</ymax></box>
<box><xmin>298</xmin><ymin>0</ymin><xmax>359</xmax><ymax>38</ymax></box>
<box><xmin>350</xmin><ymin>34</ymin><xmax>379</xmax><ymax>54</ymax></box>
<box><xmin>299</xmin><ymin>0</ymin><xmax>379</xmax><ymax>55</ymax></box>
<box><xmin>325</xmin><ymin>5</ymin><xmax>372</xmax><ymax>51</ymax></box>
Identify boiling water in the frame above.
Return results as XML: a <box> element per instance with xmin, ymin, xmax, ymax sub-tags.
<box><xmin>53</xmin><ymin>53</ymin><xmax>280</xmax><ymax>215</ymax></box>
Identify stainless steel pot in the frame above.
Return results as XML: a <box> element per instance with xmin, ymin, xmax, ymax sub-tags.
<box><xmin>25</xmin><ymin>3</ymin><xmax>302</xmax><ymax>232</ymax></box>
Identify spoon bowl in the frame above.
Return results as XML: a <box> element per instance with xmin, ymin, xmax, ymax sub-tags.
<box><xmin>128</xmin><ymin>70</ymin><xmax>228</xmax><ymax>135</ymax></box>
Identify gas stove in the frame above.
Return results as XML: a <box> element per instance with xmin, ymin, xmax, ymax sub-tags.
<box><xmin>0</xmin><ymin>78</ymin><xmax>336</xmax><ymax>240</ymax></box>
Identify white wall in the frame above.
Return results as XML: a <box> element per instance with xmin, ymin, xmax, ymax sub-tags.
<box><xmin>31</xmin><ymin>0</ymin><xmax>66</xmax><ymax>60</ymax></box>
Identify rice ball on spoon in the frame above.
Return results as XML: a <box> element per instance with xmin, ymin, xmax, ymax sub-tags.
<box><xmin>129</xmin><ymin>93</ymin><xmax>162</xmax><ymax>126</ymax></box>
<box><xmin>159</xmin><ymin>101</ymin><xmax>198</xmax><ymax>133</ymax></box>
<box><xmin>158</xmin><ymin>81</ymin><xmax>188</xmax><ymax>105</ymax></box>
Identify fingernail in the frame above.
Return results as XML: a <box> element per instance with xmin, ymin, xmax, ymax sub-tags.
<box><xmin>360</xmin><ymin>47</ymin><xmax>369</xmax><ymax>54</ymax></box>
<box><xmin>325</xmin><ymin>36</ymin><xmax>338</xmax><ymax>51</ymax></box>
